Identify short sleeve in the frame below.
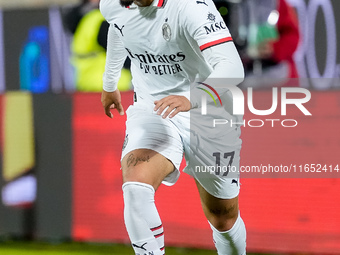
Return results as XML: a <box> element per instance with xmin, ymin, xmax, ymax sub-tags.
<box><xmin>180</xmin><ymin>0</ymin><xmax>233</xmax><ymax>51</ymax></box>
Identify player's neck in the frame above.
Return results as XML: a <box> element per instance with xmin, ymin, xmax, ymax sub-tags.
<box><xmin>134</xmin><ymin>0</ymin><xmax>154</xmax><ymax>7</ymax></box>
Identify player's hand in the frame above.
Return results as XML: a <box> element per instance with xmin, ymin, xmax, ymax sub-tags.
<box><xmin>101</xmin><ymin>89</ymin><xmax>125</xmax><ymax>118</ymax></box>
<box><xmin>154</xmin><ymin>95</ymin><xmax>191</xmax><ymax>119</ymax></box>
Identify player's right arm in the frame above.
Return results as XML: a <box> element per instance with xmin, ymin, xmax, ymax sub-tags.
<box><xmin>100</xmin><ymin>3</ymin><xmax>127</xmax><ymax>118</ymax></box>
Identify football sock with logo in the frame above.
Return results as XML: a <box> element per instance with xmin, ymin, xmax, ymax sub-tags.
<box><xmin>209</xmin><ymin>213</ymin><xmax>246</xmax><ymax>255</ymax></box>
<box><xmin>123</xmin><ymin>182</ymin><xmax>164</xmax><ymax>255</ymax></box>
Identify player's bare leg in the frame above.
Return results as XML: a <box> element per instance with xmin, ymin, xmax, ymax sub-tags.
<box><xmin>122</xmin><ymin>149</ymin><xmax>174</xmax><ymax>190</ymax></box>
<box><xmin>121</xmin><ymin>149</ymin><xmax>175</xmax><ymax>255</ymax></box>
<box><xmin>195</xmin><ymin>180</ymin><xmax>246</xmax><ymax>255</ymax></box>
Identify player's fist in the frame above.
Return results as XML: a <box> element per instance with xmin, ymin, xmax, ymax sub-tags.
<box><xmin>101</xmin><ymin>89</ymin><xmax>125</xmax><ymax>118</ymax></box>
<box><xmin>154</xmin><ymin>95</ymin><xmax>191</xmax><ymax>119</ymax></box>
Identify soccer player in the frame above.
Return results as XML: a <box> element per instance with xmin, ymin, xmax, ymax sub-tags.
<box><xmin>100</xmin><ymin>0</ymin><xmax>246</xmax><ymax>254</ymax></box>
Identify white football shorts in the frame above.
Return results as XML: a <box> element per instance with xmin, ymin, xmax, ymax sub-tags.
<box><xmin>121</xmin><ymin>95</ymin><xmax>242</xmax><ymax>199</ymax></box>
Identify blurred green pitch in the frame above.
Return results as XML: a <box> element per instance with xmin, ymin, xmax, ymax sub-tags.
<box><xmin>0</xmin><ymin>241</ymin><xmax>270</xmax><ymax>255</ymax></box>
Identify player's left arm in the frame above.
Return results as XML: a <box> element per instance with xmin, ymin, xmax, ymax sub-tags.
<box><xmin>154</xmin><ymin>0</ymin><xmax>244</xmax><ymax>118</ymax></box>
<box><xmin>201</xmin><ymin>42</ymin><xmax>244</xmax><ymax>84</ymax></box>
<box><xmin>154</xmin><ymin>43</ymin><xmax>244</xmax><ymax>118</ymax></box>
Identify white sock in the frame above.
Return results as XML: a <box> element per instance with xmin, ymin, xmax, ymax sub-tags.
<box><xmin>150</xmin><ymin>224</ymin><xmax>165</xmax><ymax>254</ymax></box>
<box><xmin>123</xmin><ymin>182</ymin><xmax>164</xmax><ymax>255</ymax></box>
<box><xmin>209</xmin><ymin>213</ymin><xmax>246</xmax><ymax>255</ymax></box>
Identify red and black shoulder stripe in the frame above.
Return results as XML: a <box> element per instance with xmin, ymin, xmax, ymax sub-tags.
<box><xmin>200</xmin><ymin>37</ymin><xmax>233</xmax><ymax>51</ymax></box>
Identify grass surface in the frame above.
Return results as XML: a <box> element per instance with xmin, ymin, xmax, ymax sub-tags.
<box><xmin>0</xmin><ymin>240</ymin><xmax>272</xmax><ymax>255</ymax></box>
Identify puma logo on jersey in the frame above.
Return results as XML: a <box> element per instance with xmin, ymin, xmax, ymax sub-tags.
<box><xmin>114</xmin><ymin>23</ymin><xmax>125</xmax><ymax>36</ymax></box>
<box><xmin>232</xmin><ymin>179</ymin><xmax>239</xmax><ymax>186</ymax></box>
<box><xmin>133</xmin><ymin>242</ymin><xmax>147</xmax><ymax>251</ymax></box>
<box><xmin>196</xmin><ymin>0</ymin><xmax>208</xmax><ymax>6</ymax></box>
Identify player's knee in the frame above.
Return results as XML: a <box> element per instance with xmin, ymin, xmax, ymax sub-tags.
<box><xmin>208</xmin><ymin>207</ymin><xmax>239</xmax><ymax>232</ymax></box>
<box><xmin>121</xmin><ymin>164</ymin><xmax>150</xmax><ymax>185</ymax></box>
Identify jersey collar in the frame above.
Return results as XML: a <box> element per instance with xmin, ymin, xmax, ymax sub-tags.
<box><xmin>154</xmin><ymin>0</ymin><xmax>167</xmax><ymax>8</ymax></box>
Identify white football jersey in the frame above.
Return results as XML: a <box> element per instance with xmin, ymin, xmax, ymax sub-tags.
<box><xmin>100</xmin><ymin>0</ymin><xmax>233</xmax><ymax>100</ymax></box>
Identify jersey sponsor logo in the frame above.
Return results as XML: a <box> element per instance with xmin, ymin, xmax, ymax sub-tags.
<box><xmin>162</xmin><ymin>18</ymin><xmax>171</xmax><ymax>41</ymax></box>
<box><xmin>196</xmin><ymin>0</ymin><xmax>208</xmax><ymax>6</ymax></box>
<box><xmin>126</xmin><ymin>48</ymin><xmax>185</xmax><ymax>64</ymax></box>
<box><xmin>114</xmin><ymin>23</ymin><xmax>125</xmax><ymax>36</ymax></box>
<box><xmin>204</xmin><ymin>21</ymin><xmax>227</xmax><ymax>35</ymax></box>
<box><xmin>207</xmin><ymin>12</ymin><xmax>216</xmax><ymax>22</ymax></box>
<box><xmin>125</xmin><ymin>48</ymin><xmax>186</xmax><ymax>75</ymax></box>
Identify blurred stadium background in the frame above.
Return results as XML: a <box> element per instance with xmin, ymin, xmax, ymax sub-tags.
<box><xmin>0</xmin><ymin>0</ymin><xmax>340</xmax><ymax>254</ymax></box>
